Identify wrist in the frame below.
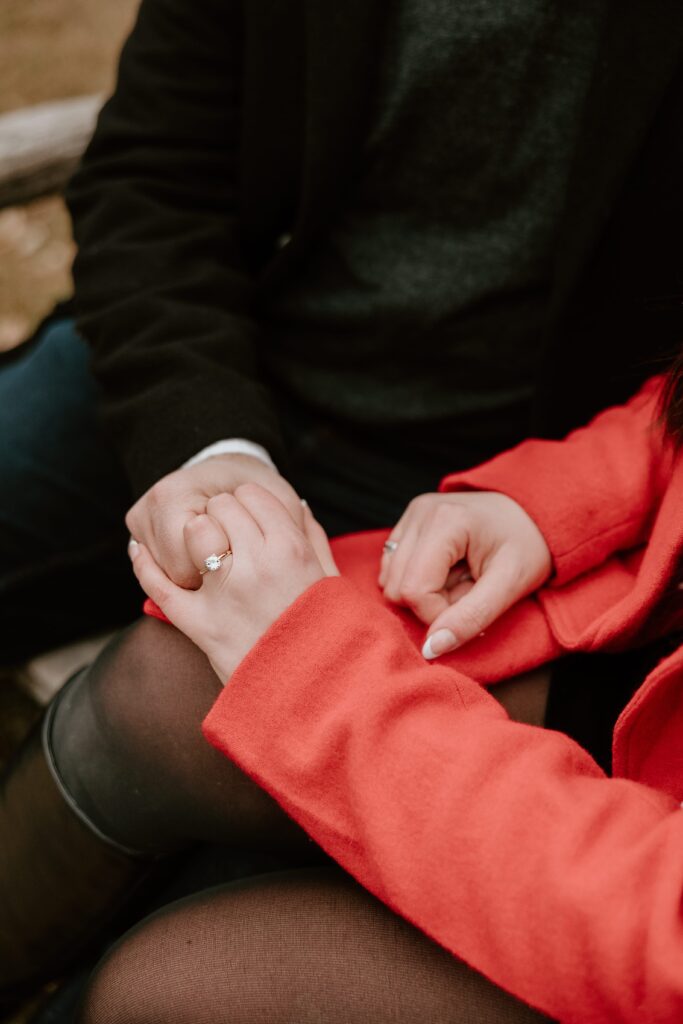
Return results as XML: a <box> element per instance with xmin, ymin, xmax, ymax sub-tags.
<box><xmin>183</xmin><ymin>439</ymin><xmax>276</xmax><ymax>472</ymax></box>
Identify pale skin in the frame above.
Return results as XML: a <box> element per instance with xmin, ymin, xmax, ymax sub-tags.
<box><xmin>129</xmin><ymin>485</ymin><xmax>335</xmax><ymax>682</ymax></box>
<box><xmin>125</xmin><ymin>454</ymin><xmax>306</xmax><ymax>589</ymax></box>
<box><xmin>128</xmin><ymin>482</ymin><xmax>552</xmax><ymax>682</ymax></box>
<box><xmin>379</xmin><ymin>491</ymin><xmax>552</xmax><ymax>658</ymax></box>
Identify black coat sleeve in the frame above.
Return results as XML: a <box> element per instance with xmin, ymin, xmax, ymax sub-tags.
<box><xmin>67</xmin><ymin>0</ymin><xmax>285</xmax><ymax>497</ymax></box>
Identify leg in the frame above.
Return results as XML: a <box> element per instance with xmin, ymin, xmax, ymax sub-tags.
<box><xmin>492</xmin><ymin>665</ymin><xmax>551</xmax><ymax>727</ymax></box>
<box><xmin>79</xmin><ymin>868</ymin><xmax>551</xmax><ymax>1024</ymax></box>
<box><xmin>0</xmin><ymin>617</ymin><xmax>311</xmax><ymax>1001</ymax></box>
<box><xmin>51</xmin><ymin>615</ymin><xmax>551</xmax><ymax>855</ymax></box>
<box><xmin>50</xmin><ymin>616</ymin><xmax>312</xmax><ymax>856</ymax></box>
<box><xmin>0</xmin><ymin>608</ymin><xmax>554</xmax><ymax>999</ymax></box>
<box><xmin>0</xmin><ymin>319</ymin><xmax>137</xmax><ymax>665</ymax></box>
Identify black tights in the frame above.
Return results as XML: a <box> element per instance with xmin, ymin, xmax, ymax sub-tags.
<box><xmin>79</xmin><ymin>868</ymin><xmax>548</xmax><ymax>1024</ymax></box>
<box><xmin>52</xmin><ymin>617</ymin><xmax>549</xmax><ymax>856</ymax></box>
<box><xmin>51</xmin><ymin>617</ymin><xmax>550</xmax><ymax>1023</ymax></box>
<box><xmin>52</xmin><ymin>617</ymin><xmax>312</xmax><ymax>857</ymax></box>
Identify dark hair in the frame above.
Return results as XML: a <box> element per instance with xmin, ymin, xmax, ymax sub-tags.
<box><xmin>663</xmin><ymin>346</ymin><xmax>683</xmax><ymax>445</ymax></box>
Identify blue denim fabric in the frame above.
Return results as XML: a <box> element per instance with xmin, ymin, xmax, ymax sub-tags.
<box><xmin>0</xmin><ymin>319</ymin><xmax>139</xmax><ymax>664</ymax></box>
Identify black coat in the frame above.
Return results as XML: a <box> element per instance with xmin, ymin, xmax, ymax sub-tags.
<box><xmin>67</xmin><ymin>0</ymin><xmax>683</xmax><ymax>497</ymax></box>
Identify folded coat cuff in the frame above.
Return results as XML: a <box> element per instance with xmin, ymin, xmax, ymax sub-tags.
<box><xmin>201</xmin><ymin>573</ymin><xmax>558</xmax><ymax>752</ymax></box>
<box><xmin>438</xmin><ymin>377</ymin><xmax>667</xmax><ymax>587</ymax></box>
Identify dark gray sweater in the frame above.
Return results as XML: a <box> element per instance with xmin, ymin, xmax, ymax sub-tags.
<box><xmin>266</xmin><ymin>0</ymin><xmax>604</xmax><ymax>455</ymax></box>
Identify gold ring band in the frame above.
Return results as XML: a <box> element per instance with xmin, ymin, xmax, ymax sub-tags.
<box><xmin>200</xmin><ymin>550</ymin><xmax>232</xmax><ymax>574</ymax></box>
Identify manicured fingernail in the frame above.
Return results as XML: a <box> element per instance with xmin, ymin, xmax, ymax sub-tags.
<box><xmin>422</xmin><ymin>629</ymin><xmax>457</xmax><ymax>660</ymax></box>
<box><xmin>301</xmin><ymin>498</ymin><xmax>308</xmax><ymax>508</ymax></box>
<box><xmin>127</xmin><ymin>539</ymin><xmax>140</xmax><ymax>561</ymax></box>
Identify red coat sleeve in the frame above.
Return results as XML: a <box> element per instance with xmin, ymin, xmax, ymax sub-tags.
<box><xmin>204</xmin><ymin>577</ymin><xmax>683</xmax><ymax>1024</ymax></box>
<box><xmin>439</xmin><ymin>376</ymin><xmax>672</xmax><ymax>586</ymax></box>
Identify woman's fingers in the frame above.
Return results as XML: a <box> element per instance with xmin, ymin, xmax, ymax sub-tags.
<box><xmin>378</xmin><ymin>524</ymin><xmax>406</xmax><ymax>588</ymax></box>
<box><xmin>445</xmin><ymin>564</ymin><xmax>473</xmax><ymax>589</ymax></box>
<box><xmin>135</xmin><ymin>506</ymin><xmax>202</xmax><ymax>590</ymax></box>
<box><xmin>128</xmin><ymin>542</ymin><xmax>193</xmax><ymax>627</ymax></box>
<box><xmin>205</xmin><ymin>490</ymin><xmax>265</xmax><ymax>554</ymax></box>
<box><xmin>380</xmin><ymin>518</ymin><xmax>422</xmax><ymax>602</ymax></box>
<box><xmin>422</xmin><ymin>549</ymin><xmax>525</xmax><ymax>658</ymax></box>
<box><xmin>378</xmin><ymin>496</ymin><xmax>425</xmax><ymax>589</ymax></box>
<box><xmin>231</xmin><ymin>483</ymin><xmax>299</xmax><ymax>537</ymax></box>
<box><xmin>445</xmin><ymin>577</ymin><xmax>475</xmax><ymax>605</ymax></box>
<box><xmin>183</xmin><ymin>513</ymin><xmax>233</xmax><ymax>581</ymax></box>
<box><xmin>384</xmin><ymin>510</ymin><xmax>469</xmax><ymax>624</ymax></box>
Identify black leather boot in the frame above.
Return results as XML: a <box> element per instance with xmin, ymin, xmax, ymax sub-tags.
<box><xmin>0</xmin><ymin>683</ymin><xmax>150</xmax><ymax>1007</ymax></box>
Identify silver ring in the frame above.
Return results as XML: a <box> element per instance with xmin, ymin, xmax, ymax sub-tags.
<box><xmin>200</xmin><ymin>550</ymin><xmax>232</xmax><ymax>574</ymax></box>
<box><xmin>383</xmin><ymin>540</ymin><xmax>399</xmax><ymax>554</ymax></box>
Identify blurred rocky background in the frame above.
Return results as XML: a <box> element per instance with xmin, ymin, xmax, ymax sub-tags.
<box><xmin>1</xmin><ymin>8</ymin><xmax>138</xmax><ymax>1019</ymax></box>
<box><xmin>1</xmin><ymin>0</ymin><xmax>140</xmax><ymax>759</ymax></box>
<box><xmin>0</xmin><ymin>0</ymin><xmax>138</xmax><ymax>352</ymax></box>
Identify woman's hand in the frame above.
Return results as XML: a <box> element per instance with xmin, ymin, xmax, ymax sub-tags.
<box><xmin>379</xmin><ymin>491</ymin><xmax>552</xmax><ymax>658</ymax></box>
<box><xmin>129</xmin><ymin>484</ymin><xmax>338</xmax><ymax>683</ymax></box>
<box><xmin>126</xmin><ymin>453</ymin><xmax>306</xmax><ymax>588</ymax></box>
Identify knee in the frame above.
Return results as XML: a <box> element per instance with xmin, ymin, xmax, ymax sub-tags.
<box><xmin>78</xmin><ymin>935</ymin><xmax>154</xmax><ymax>1024</ymax></box>
<box><xmin>49</xmin><ymin>616</ymin><xmax>221</xmax><ymax>852</ymax></box>
<box><xmin>36</xmin><ymin>317</ymin><xmax>87</xmax><ymax>364</ymax></box>
<box><xmin>52</xmin><ymin>616</ymin><xmax>218</xmax><ymax>790</ymax></box>
<box><xmin>89</xmin><ymin>616</ymin><xmax>213</xmax><ymax>722</ymax></box>
<box><xmin>0</xmin><ymin>320</ymin><xmax>90</xmax><ymax>423</ymax></box>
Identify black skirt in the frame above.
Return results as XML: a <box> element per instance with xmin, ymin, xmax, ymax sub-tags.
<box><xmin>544</xmin><ymin>634</ymin><xmax>683</xmax><ymax>775</ymax></box>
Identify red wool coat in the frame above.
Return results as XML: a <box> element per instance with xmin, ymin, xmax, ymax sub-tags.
<box><xmin>150</xmin><ymin>377</ymin><xmax>683</xmax><ymax>1022</ymax></box>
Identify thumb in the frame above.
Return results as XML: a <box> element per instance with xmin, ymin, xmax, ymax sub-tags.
<box><xmin>422</xmin><ymin>551</ymin><xmax>521</xmax><ymax>659</ymax></box>
<box><xmin>129</xmin><ymin>541</ymin><xmax>193</xmax><ymax>628</ymax></box>
<box><xmin>302</xmin><ymin>502</ymin><xmax>340</xmax><ymax>576</ymax></box>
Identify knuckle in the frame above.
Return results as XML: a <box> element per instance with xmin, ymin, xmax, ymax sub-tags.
<box><xmin>409</xmin><ymin>492</ymin><xmax>435</xmax><ymax>513</ymax></box>
<box><xmin>436</xmin><ymin>499</ymin><xmax>464</xmax><ymax>524</ymax></box>
<box><xmin>498</xmin><ymin>552</ymin><xmax>527</xmax><ymax>588</ymax></box>
<box><xmin>398</xmin><ymin>581</ymin><xmax>423</xmax><ymax>607</ymax></box>
<box><xmin>282</xmin><ymin>530</ymin><xmax>310</xmax><ymax>562</ymax></box>
<box><xmin>148</xmin><ymin>477</ymin><xmax>175</xmax><ymax>506</ymax></box>
<box><xmin>234</xmin><ymin>481</ymin><xmax>262</xmax><ymax>500</ymax></box>
<box><xmin>206</xmin><ymin>492</ymin><xmax>232</xmax><ymax>514</ymax></box>
<box><xmin>155</xmin><ymin>520</ymin><xmax>182</xmax><ymax>551</ymax></box>
<box><xmin>431</xmin><ymin>502</ymin><xmax>454</xmax><ymax>528</ymax></box>
<box><xmin>183</xmin><ymin>514</ymin><xmax>204</xmax><ymax>535</ymax></box>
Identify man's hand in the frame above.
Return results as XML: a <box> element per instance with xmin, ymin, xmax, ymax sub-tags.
<box><xmin>378</xmin><ymin>491</ymin><xmax>552</xmax><ymax>658</ymax></box>
<box><xmin>129</xmin><ymin>484</ymin><xmax>334</xmax><ymax>682</ymax></box>
<box><xmin>126</xmin><ymin>454</ymin><xmax>304</xmax><ymax>587</ymax></box>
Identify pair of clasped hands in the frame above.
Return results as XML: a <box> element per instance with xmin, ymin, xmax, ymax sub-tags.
<box><xmin>127</xmin><ymin>454</ymin><xmax>552</xmax><ymax>684</ymax></box>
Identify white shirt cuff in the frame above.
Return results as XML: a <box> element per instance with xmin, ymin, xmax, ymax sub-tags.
<box><xmin>183</xmin><ymin>439</ymin><xmax>277</xmax><ymax>472</ymax></box>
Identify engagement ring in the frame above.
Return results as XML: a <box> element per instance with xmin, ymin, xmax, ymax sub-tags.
<box><xmin>200</xmin><ymin>551</ymin><xmax>232</xmax><ymax>574</ymax></box>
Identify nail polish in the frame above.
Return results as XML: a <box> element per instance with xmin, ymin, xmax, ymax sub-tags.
<box><xmin>422</xmin><ymin>628</ymin><xmax>457</xmax><ymax>660</ymax></box>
